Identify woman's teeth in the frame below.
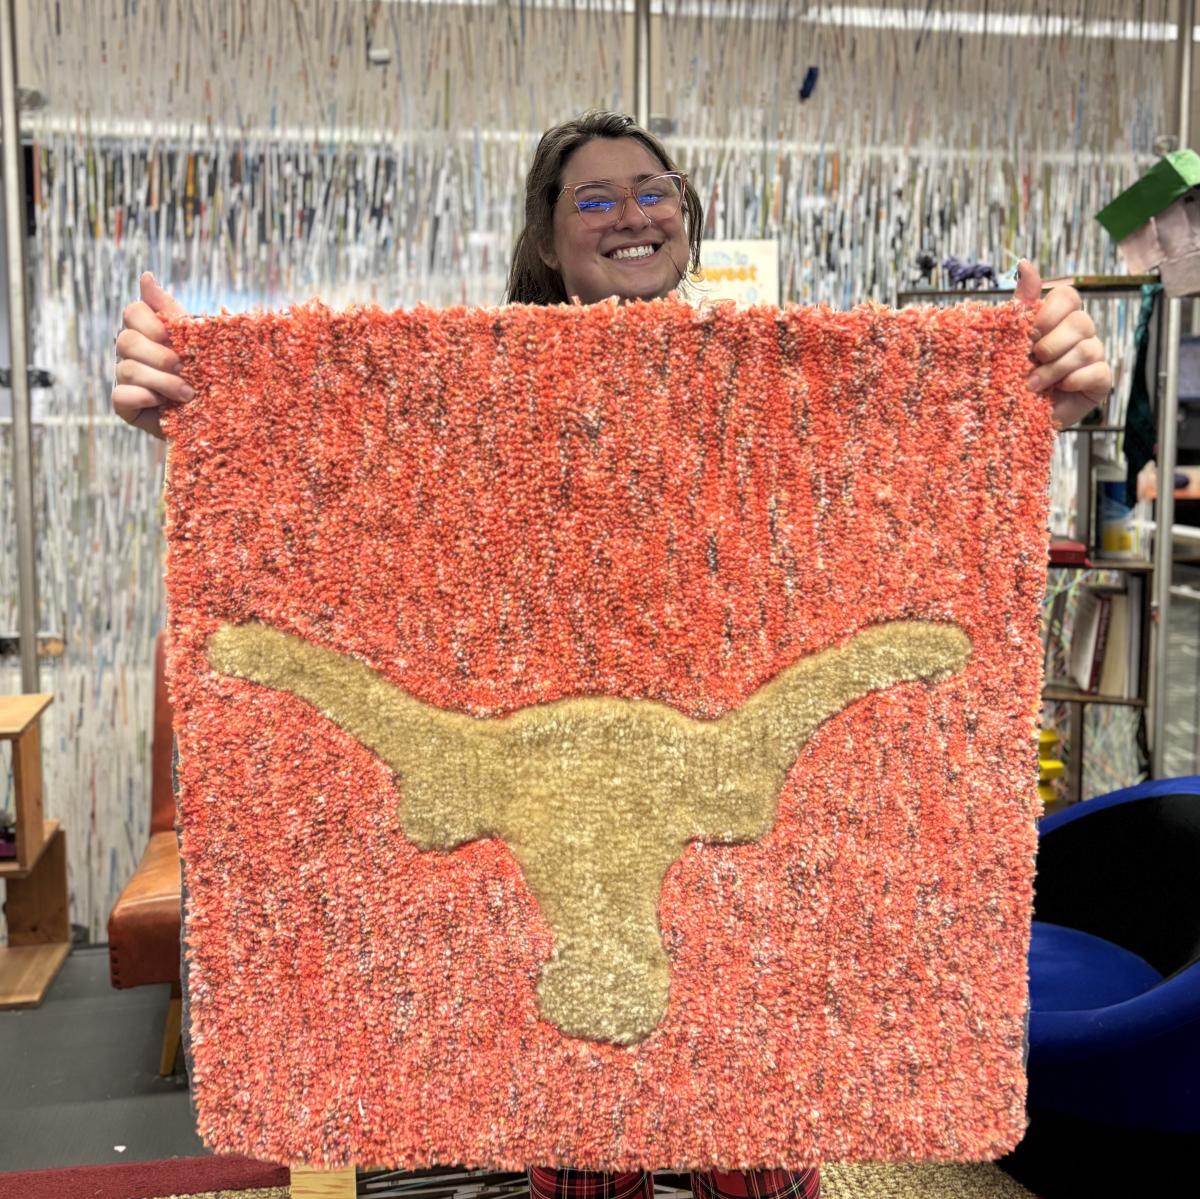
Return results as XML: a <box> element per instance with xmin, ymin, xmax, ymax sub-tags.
<box><xmin>609</xmin><ymin>245</ymin><xmax>658</xmax><ymax>261</ymax></box>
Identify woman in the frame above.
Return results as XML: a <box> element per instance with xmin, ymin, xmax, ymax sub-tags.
<box><xmin>111</xmin><ymin>111</ymin><xmax>1111</xmax><ymax>1199</ymax></box>
<box><xmin>114</xmin><ymin>111</ymin><xmax>1108</xmax><ymax>432</ymax></box>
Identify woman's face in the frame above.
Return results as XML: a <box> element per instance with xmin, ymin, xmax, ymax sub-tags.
<box><xmin>545</xmin><ymin>137</ymin><xmax>689</xmax><ymax>305</ymax></box>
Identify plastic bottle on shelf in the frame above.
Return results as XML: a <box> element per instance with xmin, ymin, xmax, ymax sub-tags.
<box><xmin>1092</xmin><ymin>455</ymin><xmax>1136</xmax><ymax>559</ymax></box>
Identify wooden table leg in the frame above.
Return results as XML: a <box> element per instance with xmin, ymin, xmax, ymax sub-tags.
<box><xmin>160</xmin><ymin>981</ymin><xmax>182</xmax><ymax>1075</ymax></box>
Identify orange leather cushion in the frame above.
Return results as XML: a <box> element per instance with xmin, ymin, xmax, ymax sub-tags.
<box><xmin>151</xmin><ymin>631</ymin><xmax>178</xmax><ymax>835</ymax></box>
<box><xmin>107</xmin><ymin>830</ymin><xmax>182</xmax><ymax>988</ymax></box>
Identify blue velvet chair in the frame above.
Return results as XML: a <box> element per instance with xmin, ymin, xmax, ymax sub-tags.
<box><xmin>1027</xmin><ymin>776</ymin><xmax>1200</xmax><ymax>1133</ymax></box>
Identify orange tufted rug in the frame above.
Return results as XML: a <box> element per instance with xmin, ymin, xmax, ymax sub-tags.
<box><xmin>162</xmin><ymin>297</ymin><xmax>1053</xmax><ymax>1172</ymax></box>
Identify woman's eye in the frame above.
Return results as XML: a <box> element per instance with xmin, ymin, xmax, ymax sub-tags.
<box><xmin>576</xmin><ymin>186</ymin><xmax>617</xmax><ymax>201</ymax></box>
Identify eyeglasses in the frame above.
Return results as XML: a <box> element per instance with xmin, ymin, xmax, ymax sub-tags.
<box><xmin>559</xmin><ymin>173</ymin><xmax>687</xmax><ymax>228</ymax></box>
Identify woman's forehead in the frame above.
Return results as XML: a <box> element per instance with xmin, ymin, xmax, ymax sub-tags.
<box><xmin>561</xmin><ymin>138</ymin><xmax>664</xmax><ymax>185</ymax></box>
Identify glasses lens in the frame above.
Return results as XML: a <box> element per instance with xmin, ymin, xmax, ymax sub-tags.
<box><xmin>635</xmin><ymin>174</ymin><xmax>683</xmax><ymax>218</ymax></box>
<box><xmin>571</xmin><ymin>175</ymin><xmax>684</xmax><ymax>226</ymax></box>
<box><xmin>573</xmin><ymin>182</ymin><xmax>624</xmax><ymax>225</ymax></box>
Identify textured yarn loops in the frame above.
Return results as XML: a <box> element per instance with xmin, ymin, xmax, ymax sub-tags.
<box><xmin>162</xmin><ymin>297</ymin><xmax>1054</xmax><ymax>1172</ymax></box>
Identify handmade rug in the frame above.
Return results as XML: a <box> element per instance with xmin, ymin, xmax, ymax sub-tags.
<box><xmin>162</xmin><ymin>297</ymin><xmax>1054</xmax><ymax>1171</ymax></box>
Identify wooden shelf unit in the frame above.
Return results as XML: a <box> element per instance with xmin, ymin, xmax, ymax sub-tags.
<box><xmin>1042</xmin><ymin>684</ymin><xmax>1149</xmax><ymax>709</ymax></box>
<box><xmin>0</xmin><ymin>817</ymin><xmax>61</xmax><ymax>878</ymax></box>
<box><xmin>0</xmin><ymin>693</ymin><xmax>70</xmax><ymax>1009</ymax></box>
<box><xmin>896</xmin><ymin>276</ymin><xmax>1160</xmax><ymax>305</ymax></box>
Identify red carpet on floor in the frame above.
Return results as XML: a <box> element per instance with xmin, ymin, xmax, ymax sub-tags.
<box><xmin>0</xmin><ymin>1153</ymin><xmax>288</xmax><ymax>1199</ymax></box>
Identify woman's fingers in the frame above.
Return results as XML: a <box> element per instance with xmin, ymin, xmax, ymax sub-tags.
<box><xmin>111</xmin><ymin>383</ymin><xmax>169</xmax><ymax>440</ymax></box>
<box><xmin>1050</xmin><ymin>395</ymin><xmax>1099</xmax><ymax>431</ymax></box>
<box><xmin>1051</xmin><ymin>392</ymin><xmax>1105</xmax><ymax>431</ymax></box>
<box><xmin>1030</xmin><ymin>283</ymin><xmax>1083</xmax><ymax>338</ymax></box>
<box><xmin>1048</xmin><ymin>361</ymin><xmax>1112</xmax><ymax>429</ymax></box>
<box><xmin>112</xmin><ymin>273</ymin><xmax>191</xmax><ymax>438</ymax></box>
<box><xmin>140</xmin><ymin>271</ymin><xmax>188</xmax><ymax>319</ymax></box>
<box><xmin>113</xmin><ymin>357</ymin><xmax>195</xmax><ymax>404</ymax></box>
<box><xmin>122</xmin><ymin>269</ymin><xmax>185</xmax><ymax>342</ymax></box>
<box><xmin>115</xmin><ymin>325</ymin><xmax>182</xmax><ymax>374</ymax></box>
<box><xmin>1028</xmin><ymin>336</ymin><xmax>1106</xmax><ymax>393</ymax></box>
<box><xmin>1053</xmin><ymin>360</ymin><xmax>1111</xmax><ymax>403</ymax></box>
<box><xmin>1031</xmin><ymin>307</ymin><xmax>1096</xmax><ymax>366</ymax></box>
<box><xmin>121</xmin><ymin>299</ymin><xmax>171</xmax><ymax>345</ymax></box>
<box><xmin>1013</xmin><ymin>259</ymin><xmax>1042</xmax><ymax>305</ymax></box>
<box><xmin>130</xmin><ymin>406</ymin><xmax>166</xmax><ymax>441</ymax></box>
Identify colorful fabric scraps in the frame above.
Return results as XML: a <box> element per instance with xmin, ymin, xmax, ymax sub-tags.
<box><xmin>162</xmin><ymin>297</ymin><xmax>1053</xmax><ymax>1171</ymax></box>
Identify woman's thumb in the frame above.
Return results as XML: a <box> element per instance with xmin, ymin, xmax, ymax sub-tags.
<box><xmin>1013</xmin><ymin>259</ymin><xmax>1042</xmax><ymax>307</ymax></box>
<box><xmin>139</xmin><ymin>271</ymin><xmax>187</xmax><ymax>318</ymax></box>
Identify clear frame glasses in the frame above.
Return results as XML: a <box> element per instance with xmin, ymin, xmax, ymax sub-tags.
<box><xmin>559</xmin><ymin>173</ymin><xmax>687</xmax><ymax>228</ymax></box>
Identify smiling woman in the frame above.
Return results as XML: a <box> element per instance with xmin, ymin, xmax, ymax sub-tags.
<box><xmin>505</xmin><ymin>110</ymin><xmax>703</xmax><ymax>305</ymax></box>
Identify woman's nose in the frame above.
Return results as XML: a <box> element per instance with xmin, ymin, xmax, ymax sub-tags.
<box><xmin>613</xmin><ymin>193</ymin><xmax>652</xmax><ymax>229</ymax></box>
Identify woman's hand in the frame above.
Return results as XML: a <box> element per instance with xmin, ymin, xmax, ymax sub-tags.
<box><xmin>111</xmin><ymin>273</ymin><xmax>192</xmax><ymax>439</ymax></box>
<box><xmin>1016</xmin><ymin>261</ymin><xmax>1112</xmax><ymax>430</ymax></box>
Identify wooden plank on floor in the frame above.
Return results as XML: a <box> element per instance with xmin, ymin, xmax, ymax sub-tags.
<box><xmin>292</xmin><ymin>1166</ymin><xmax>358</xmax><ymax>1198</ymax></box>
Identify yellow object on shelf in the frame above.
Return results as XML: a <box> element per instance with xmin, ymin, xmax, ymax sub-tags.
<box><xmin>1038</xmin><ymin>781</ymin><xmax>1059</xmax><ymax>806</ymax></box>
<box><xmin>1037</xmin><ymin>729</ymin><xmax>1066</xmax><ymax>812</ymax></box>
<box><xmin>1039</xmin><ymin>758</ymin><xmax>1066</xmax><ymax>782</ymax></box>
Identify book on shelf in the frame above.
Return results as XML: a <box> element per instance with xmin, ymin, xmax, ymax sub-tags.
<box><xmin>1120</xmin><ymin>575</ymin><xmax>1143</xmax><ymax>698</ymax></box>
<box><xmin>1097</xmin><ymin>591</ymin><xmax>1129</xmax><ymax>696</ymax></box>
<box><xmin>1048</xmin><ymin>539</ymin><xmax>1091</xmax><ymax>568</ymax></box>
<box><xmin>1065</xmin><ymin>580</ymin><xmax>1142</xmax><ymax>698</ymax></box>
<box><xmin>1068</xmin><ymin>585</ymin><xmax>1113</xmax><ymax>693</ymax></box>
<box><xmin>1043</xmin><ymin>586</ymin><xmax>1070</xmax><ymax>682</ymax></box>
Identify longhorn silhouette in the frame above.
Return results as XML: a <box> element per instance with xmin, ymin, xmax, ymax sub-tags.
<box><xmin>207</xmin><ymin>619</ymin><xmax>970</xmax><ymax>1044</ymax></box>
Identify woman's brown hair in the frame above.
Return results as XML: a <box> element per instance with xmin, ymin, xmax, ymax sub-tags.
<box><xmin>506</xmin><ymin>110</ymin><xmax>703</xmax><ymax>305</ymax></box>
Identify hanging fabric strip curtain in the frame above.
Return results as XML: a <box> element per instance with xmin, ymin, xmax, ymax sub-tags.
<box><xmin>162</xmin><ymin>298</ymin><xmax>1053</xmax><ymax>1170</ymax></box>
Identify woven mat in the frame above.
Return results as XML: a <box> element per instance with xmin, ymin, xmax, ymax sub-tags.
<box><xmin>163</xmin><ymin>298</ymin><xmax>1053</xmax><ymax>1170</ymax></box>
<box><xmin>824</xmin><ymin>1163</ymin><xmax>1036</xmax><ymax>1197</ymax></box>
<box><xmin>160</xmin><ymin>1192</ymin><xmax>288</xmax><ymax>1199</ymax></box>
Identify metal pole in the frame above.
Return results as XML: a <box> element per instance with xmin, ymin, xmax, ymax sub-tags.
<box><xmin>0</xmin><ymin>0</ymin><xmax>38</xmax><ymax>692</ymax></box>
<box><xmin>633</xmin><ymin>0</ymin><xmax>651</xmax><ymax>127</ymax></box>
<box><xmin>1151</xmin><ymin>0</ymin><xmax>1194</xmax><ymax>776</ymax></box>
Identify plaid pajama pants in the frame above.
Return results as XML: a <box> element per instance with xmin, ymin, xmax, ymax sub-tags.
<box><xmin>528</xmin><ymin>1167</ymin><xmax>820</xmax><ymax>1199</ymax></box>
